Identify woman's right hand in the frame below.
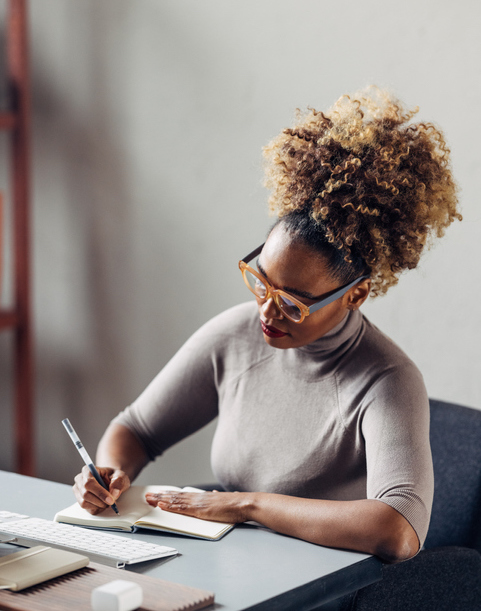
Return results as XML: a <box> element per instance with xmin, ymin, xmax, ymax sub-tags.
<box><xmin>73</xmin><ymin>465</ymin><xmax>131</xmax><ymax>515</ymax></box>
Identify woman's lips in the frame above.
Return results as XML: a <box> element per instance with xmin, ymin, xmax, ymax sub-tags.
<box><xmin>261</xmin><ymin>320</ymin><xmax>288</xmax><ymax>338</ymax></box>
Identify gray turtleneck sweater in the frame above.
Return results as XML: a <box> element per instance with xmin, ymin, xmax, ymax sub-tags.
<box><xmin>113</xmin><ymin>301</ymin><xmax>434</xmax><ymax>545</ymax></box>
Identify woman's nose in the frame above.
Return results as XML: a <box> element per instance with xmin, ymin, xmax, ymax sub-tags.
<box><xmin>261</xmin><ymin>297</ymin><xmax>283</xmax><ymax>320</ymax></box>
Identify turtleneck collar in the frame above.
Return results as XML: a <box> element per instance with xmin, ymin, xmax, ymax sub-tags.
<box><xmin>277</xmin><ymin>309</ymin><xmax>364</xmax><ymax>380</ymax></box>
<box><xmin>295</xmin><ymin>309</ymin><xmax>363</xmax><ymax>356</ymax></box>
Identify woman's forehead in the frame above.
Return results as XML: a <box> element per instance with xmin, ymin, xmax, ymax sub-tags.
<box><xmin>259</xmin><ymin>227</ymin><xmax>337</xmax><ymax>298</ymax></box>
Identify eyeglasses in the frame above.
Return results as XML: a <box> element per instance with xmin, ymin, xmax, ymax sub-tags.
<box><xmin>239</xmin><ymin>243</ymin><xmax>369</xmax><ymax>323</ymax></box>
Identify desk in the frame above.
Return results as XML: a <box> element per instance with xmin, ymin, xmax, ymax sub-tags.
<box><xmin>0</xmin><ymin>471</ymin><xmax>382</xmax><ymax>610</ymax></box>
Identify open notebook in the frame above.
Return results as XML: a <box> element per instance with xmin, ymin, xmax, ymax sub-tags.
<box><xmin>54</xmin><ymin>485</ymin><xmax>234</xmax><ymax>541</ymax></box>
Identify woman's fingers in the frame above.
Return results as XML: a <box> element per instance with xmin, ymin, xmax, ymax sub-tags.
<box><xmin>145</xmin><ymin>491</ymin><xmax>251</xmax><ymax>523</ymax></box>
<box><xmin>73</xmin><ymin>466</ymin><xmax>130</xmax><ymax>515</ymax></box>
<box><xmin>108</xmin><ymin>470</ymin><xmax>130</xmax><ymax>501</ymax></box>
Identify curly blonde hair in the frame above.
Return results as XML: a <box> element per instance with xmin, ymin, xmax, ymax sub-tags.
<box><xmin>263</xmin><ymin>87</ymin><xmax>461</xmax><ymax>296</ymax></box>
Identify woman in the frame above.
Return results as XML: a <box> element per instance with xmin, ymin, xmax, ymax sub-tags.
<box><xmin>74</xmin><ymin>87</ymin><xmax>461</xmax><ymax>563</ymax></box>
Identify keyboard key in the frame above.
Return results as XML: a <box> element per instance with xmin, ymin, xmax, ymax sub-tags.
<box><xmin>0</xmin><ymin>511</ymin><xmax>177</xmax><ymax>568</ymax></box>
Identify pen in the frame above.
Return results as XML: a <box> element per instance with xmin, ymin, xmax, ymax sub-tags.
<box><xmin>62</xmin><ymin>418</ymin><xmax>120</xmax><ymax>515</ymax></box>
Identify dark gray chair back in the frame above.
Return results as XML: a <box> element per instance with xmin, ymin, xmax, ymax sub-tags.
<box><xmin>337</xmin><ymin>399</ymin><xmax>481</xmax><ymax>611</ymax></box>
<box><xmin>424</xmin><ymin>399</ymin><xmax>481</xmax><ymax>552</ymax></box>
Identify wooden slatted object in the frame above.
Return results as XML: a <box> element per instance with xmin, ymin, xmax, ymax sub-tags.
<box><xmin>0</xmin><ymin>562</ymin><xmax>215</xmax><ymax>611</ymax></box>
<box><xmin>0</xmin><ymin>0</ymin><xmax>34</xmax><ymax>475</ymax></box>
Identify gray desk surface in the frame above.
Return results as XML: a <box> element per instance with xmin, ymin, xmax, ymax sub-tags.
<box><xmin>0</xmin><ymin>471</ymin><xmax>382</xmax><ymax>610</ymax></box>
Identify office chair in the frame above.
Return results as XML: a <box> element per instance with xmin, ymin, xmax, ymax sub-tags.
<box><xmin>337</xmin><ymin>399</ymin><xmax>481</xmax><ymax>611</ymax></box>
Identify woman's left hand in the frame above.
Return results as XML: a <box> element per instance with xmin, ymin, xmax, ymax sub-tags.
<box><xmin>145</xmin><ymin>490</ymin><xmax>254</xmax><ymax>524</ymax></box>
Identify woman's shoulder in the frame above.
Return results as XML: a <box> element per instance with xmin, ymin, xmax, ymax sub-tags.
<box><xmin>186</xmin><ymin>301</ymin><xmax>263</xmax><ymax>352</ymax></box>
<box><xmin>179</xmin><ymin>301</ymin><xmax>272</xmax><ymax>379</ymax></box>
<box><xmin>335</xmin><ymin>312</ymin><xmax>427</xmax><ymax>405</ymax></box>
<box><xmin>197</xmin><ymin>301</ymin><xmax>259</xmax><ymax>334</ymax></box>
<box><xmin>335</xmin><ymin>314</ymin><xmax>429</xmax><ymax>426</ymax></box>
<box><xmin>347</xmin><ymin>313</ymin><xmax>428</xmax><ymax>408</ymax></box>
<box><xmin>359</xmin><ymin>313</ymin><xmax>420</xmax><ymax>372</ymax></box>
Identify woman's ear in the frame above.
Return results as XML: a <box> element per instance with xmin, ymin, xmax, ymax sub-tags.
<box><xmin>346</xmin><ymin>278</ymin><xmax>371</xmax><ymax>310</ymax></box>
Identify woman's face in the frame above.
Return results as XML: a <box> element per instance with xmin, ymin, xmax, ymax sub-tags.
<box><xmin>255</xmin><ymin>225</ymin><xmax>364</xmax><ymax>349</ymax></box>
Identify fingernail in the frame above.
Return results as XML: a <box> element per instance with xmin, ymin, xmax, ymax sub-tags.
<box><xmin>112</xmin><ymin>490</ymin><xmax>120</xmax><ymax>500</ymax></box>
<box><xmin>106</xmin><ymin>496</ymin><xmax>114</xmax><ymax>505</ymax></box>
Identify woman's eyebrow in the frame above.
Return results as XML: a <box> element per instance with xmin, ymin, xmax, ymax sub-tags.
<box><xmin>256</xmin><ymin>260</ymin><xmax>321</xmax><ymax>301</ymax></box>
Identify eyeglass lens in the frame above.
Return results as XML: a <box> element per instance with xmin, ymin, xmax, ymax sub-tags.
<box><xmin>244</xmin><ymin>268</ymin><xmax>267</xmax><ymax>298</ymax></box>
<box><xmin>243</xmin><ymin>268</ymin><xmax>303</xmax><ymax>322</ymax></box>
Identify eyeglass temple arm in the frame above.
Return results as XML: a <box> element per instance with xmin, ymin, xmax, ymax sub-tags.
<box><xmin>241</xmin><ymin>243</ymin><xmax>265</xmax><ymax>264</ymax></box>
<box><xmin>309</xmin><ymin>275</ymin><xmax>370</xmax><ymax>314</ymax></box>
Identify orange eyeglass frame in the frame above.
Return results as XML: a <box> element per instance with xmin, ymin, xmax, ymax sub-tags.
<box><xmin>239</xmin><ymin>243</ymin><xmax>369</xmax><ymax>323</ymax></box>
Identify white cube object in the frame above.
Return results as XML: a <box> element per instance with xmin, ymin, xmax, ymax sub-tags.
<box><xmin>91</xmin><ymin>579</ymin><xmax>143</xmax><ymax>611</ymax></box>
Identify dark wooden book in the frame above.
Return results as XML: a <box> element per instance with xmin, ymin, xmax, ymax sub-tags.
<box><xmin>0</xmin><ymin>561</ymin><xmax>214</xmax><ymax>611</ymax></box>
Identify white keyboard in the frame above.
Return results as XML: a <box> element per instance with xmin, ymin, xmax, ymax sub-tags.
<box><xmin>0</xmin><ymin>510</ymin><xmax>178</xmax><ymax>568</ymax></box>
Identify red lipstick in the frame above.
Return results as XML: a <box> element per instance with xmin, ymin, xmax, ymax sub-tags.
<box><xmin>261</xmin><ymin>320</ymin><xmax>288</xmax><ymax>338</ymax></box>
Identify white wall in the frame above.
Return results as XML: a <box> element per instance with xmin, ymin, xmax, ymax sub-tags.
<box><xmin>0</xmin><ymin>0</ymin><xmax>479</xmax><ymax>486</ymax></box>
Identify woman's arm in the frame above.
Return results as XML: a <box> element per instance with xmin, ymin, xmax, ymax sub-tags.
<box><xmin>72</xmin><ymin>311</ymin><xmax>226</xmax><ymax>515</ymax></box>
<box><xmin>96</xmin><ymin>422</ymin><xmax>149</xmax><ymax>481</ymax></box>
<box><xmin>248</xmin><ymin>494</ymin><xmax>419</xmax><ymax>562</ymax></box>
<box><xmin>73</xmin><ymin>423</ymin><xmax>149</xmax><ymax>514</ymax></box>
<box><xmin>145</xmin><ymin>491</ymin><xmax>419</xmax><ymax>563</ymax></box>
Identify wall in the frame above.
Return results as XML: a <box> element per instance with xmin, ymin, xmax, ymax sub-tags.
<box><xmin>0</xmin><ymin>0</ymin><xmax>479</xmax><ymax>486</ymax></box>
